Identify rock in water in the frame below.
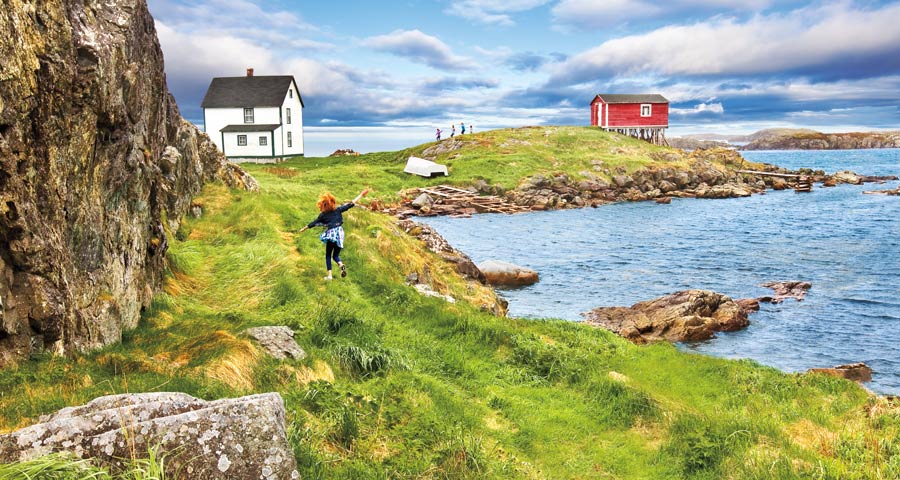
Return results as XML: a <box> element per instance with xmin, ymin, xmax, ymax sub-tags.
<box><xmin>582</xmin><ymin>290</ymin><xmax>749</xmax><ymax>343</ymax></box>
<box><xmin>760</xmin><ymin>281</ymin><xmax>811</xmax><ymax>303</ymax></box>
<box><xmin>0</xmin><ymin>0</ymin><xmax>258</xmax><ymax>365</ymax></box>
<box><xmin>477</xmin><ymin>260</ymin><xmax>540</xmax><ymax>286</ymax></box>
<box><xmin>0</xmin><ymin>392</ymin><xmax>299</xmax><ymax>479</ymax></box>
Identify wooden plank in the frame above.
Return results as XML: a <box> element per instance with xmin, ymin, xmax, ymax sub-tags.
<box><xmin>736</xmin><ymin>170</ymin><xmax>800</xmax><ymax>178</ymax></box>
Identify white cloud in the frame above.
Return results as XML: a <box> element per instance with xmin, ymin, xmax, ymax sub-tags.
<box><xmin>362</xmin><ymin>29</ymin><xmax>476</xmax><ymax>71</ymax></box>
<box><xmin>445</xmin><ymin>0</ymin><xmax>550</xmax><ymax>26</ymax></box>
<box><xmin>671</xmin><ymin>102</ymin><xmax>725</xmax><ymax>115</ymax></box>
<box><xmin>549</xmin><ymin>2</ymin><xmax>900</xmax><ymax>84</ymax></box>
<box><xmin>552</xmin><ymin>0</ymin><xmax>774</xmax><ymax>29</ymax></box>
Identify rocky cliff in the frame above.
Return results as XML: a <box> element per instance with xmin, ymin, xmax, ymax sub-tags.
<box><xmin>0</xmin><ymin>0</ymin><xmax>257</xmax><ymax>366</ymax></box>
<box><xmin>741</xmin><ymin>131</ymin><xmax>900</xmax><ymax>150</ymax></box>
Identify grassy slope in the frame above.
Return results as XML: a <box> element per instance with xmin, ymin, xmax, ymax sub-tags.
<box><xmin>1</xmin><ymin>128</ymin><xmax>898</xmax><ymax>479</ymax></box>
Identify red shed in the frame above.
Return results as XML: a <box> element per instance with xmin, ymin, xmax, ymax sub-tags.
<box><xmin>591</xmin><ymin>93</ymin><xmax>669</xmax><ymax>145</ymax></box>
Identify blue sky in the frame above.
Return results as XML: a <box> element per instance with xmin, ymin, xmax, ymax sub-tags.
<box><xmin>148</xmin><ymin>0</ymin><xmax>900</xmax><ymax>140</ymax></box>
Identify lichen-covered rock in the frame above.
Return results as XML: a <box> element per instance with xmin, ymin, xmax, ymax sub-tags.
<box><xmin>0</xmin><ymin>0</ymin><xmax>258</xmax><ymax>365</ymax></box>
<box><xmin>581</xmin><ymin>290</ymin><xmax>749</xmax><ymax>343</ymax></box>
<box><xmin>246</xmin><ymin>326</ymin><xmax>307</xmax><ymax>360</ymax></box>
<box><xmin>0</xmin><ymin>392</ymin><xmax>298</xmax><ymax>479</ymax></box>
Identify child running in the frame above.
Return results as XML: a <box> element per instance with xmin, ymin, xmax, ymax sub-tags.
<box><xmin>298</xmin><ymin>188</ymin><xmax>369</xmax><ymax>280</ymax></box>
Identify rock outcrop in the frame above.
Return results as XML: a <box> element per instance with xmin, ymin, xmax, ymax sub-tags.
<box><xmin>0</xmin><ymin>0</ymin><xmax>257</xmax><ymax>365</ymax></box>
<box><xmin>477</xmin><ymin>260</ymin><xmax>539</xmax><ymax>286</ymax></box>
<box><xmin>808</xmin><ymin>362</ymin><xmax>873</xmax><ymax>383</ymax></box>
<box><xmin>581</xmin><ymin>290</ymin><xmax>749</xmax><ymax>343</ymax></box>
<box><xmin>0</xmin><ymin>392</ymin><xmax>298</xmax><ymax>479</ymax></box>
<box><xmin>397</xmin><ymin>219</ymin><xmax>486</xmax><ymax>284</ymax></box>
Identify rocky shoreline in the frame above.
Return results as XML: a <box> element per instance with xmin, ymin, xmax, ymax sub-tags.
<box><xmin>390</xmin><ymin>148</ymin><xmax>897</xmax><ymax>218</ymax></box>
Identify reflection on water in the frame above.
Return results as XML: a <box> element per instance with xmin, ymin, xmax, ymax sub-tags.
<box><xmin>421</xmin><ymin>149</ymin><xmax>900</xmax><ymax>394</ymax></box>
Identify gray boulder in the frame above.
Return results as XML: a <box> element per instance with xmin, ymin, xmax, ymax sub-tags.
<box><xmin>0</xmin><ymin>392</ymin><xmax>299</xmax><ymax>479</ymax></box>
<box><xmin>246</xmin><ymin>326</ymin><xmax>306</xmax><ymax>360</ymax></box>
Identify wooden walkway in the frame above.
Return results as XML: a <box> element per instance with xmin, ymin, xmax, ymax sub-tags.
<box><xmin>736</xmin><ymin>170</ymin><xmax>801</xmax><ymax>178</ymax></box>
<box><xmin>417</xmin><ymin>185</ymin><xmax>529</xmax><ymax>215</ymax></box>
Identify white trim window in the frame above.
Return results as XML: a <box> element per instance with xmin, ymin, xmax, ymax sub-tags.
<box><xmin>237</xmin><ymin>134</ymin><xmax>247</xmax><ymax>146</ymax></box>
<box><xmin>289</xmin><ymin>89</ymin><xmax>293</xmax><ymax>98</ymax></box>
<box><xmin>286</xmin><ymin>108</ymin><xmax>291</xmax><ymax>124</ymax></box>
<box><xmin>259</xmin><ymin>136</ymin><xmax>267</xmax><ymax>146</ymax></box>
<box><xmin>287</xmin><ymin>131</ymin><xmax>292</xmax><ymax>148</ymax></box>
<box><xmin>243</xmin><ymin>108</ymin><xmax>254</xmax><ymax>123</ymax></box>
<box><xmin>640</xmin><ymin>104</ymin><xmax>652</xmax><ymax>117</ymax></box>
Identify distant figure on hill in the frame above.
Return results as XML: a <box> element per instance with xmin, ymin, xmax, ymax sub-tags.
<box><xmin>298</xmin><ymin>188</ymin><xmax>369</xmax><ymax>281</ymax></box>
<box><xmin>469</xmin><ymin>124</ymin><xmax>473</xmax><ymax>134</ymax></box>
<box><xmin>460</xmin><ymin>123</ymin><xmax>466</xmax><ymax>135</ymax></box>
<box><xmin>436</xmin><ymin>128</ymin><xmax>441</xmax><ymax>141</ymax></box>
<box><xmin>451</xmin><ymin>124</ymin><xmax>455</xmax><ymax>138</ymax></box>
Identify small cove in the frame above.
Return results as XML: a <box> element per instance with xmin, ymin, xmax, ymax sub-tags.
<box><xmin>421</xmin><ymin>149</ymin><xmax>900</xmax><ymax>394</ymax></box>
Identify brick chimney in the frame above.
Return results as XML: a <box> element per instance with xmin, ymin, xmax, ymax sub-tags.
<box><xmin>246</xmin><ymin>68</ymin><xmax>254</xmax><ymax>77</ymax></box>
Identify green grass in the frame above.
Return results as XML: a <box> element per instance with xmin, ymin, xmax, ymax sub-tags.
<box><xmin>1</xmin><ymin>127</ymin><xmax>897</xmax><ymax>479</ymax></box>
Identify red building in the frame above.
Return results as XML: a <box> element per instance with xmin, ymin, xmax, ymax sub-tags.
<box><xmin>590</xmin><ymin>94</ymin><xmax>669</xmax><ymax>145</ymax></box>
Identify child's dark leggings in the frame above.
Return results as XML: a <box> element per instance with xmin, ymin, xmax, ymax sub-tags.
<box><xmin>325</xmin><ymin>241</ymin><xmax>342</xmax><ymax>270</ymax></box>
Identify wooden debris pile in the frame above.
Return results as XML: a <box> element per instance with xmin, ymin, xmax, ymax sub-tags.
<box><xmin>397</xmin><ymin>184</ymin><xmax>529</xmax><ymax>218</ymax></box>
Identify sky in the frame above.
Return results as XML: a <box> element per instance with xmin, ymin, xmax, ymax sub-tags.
<box><xmin>147</xmin><ymin>0</ymin><xmax>900</xmax><ymax>154</ymax></box>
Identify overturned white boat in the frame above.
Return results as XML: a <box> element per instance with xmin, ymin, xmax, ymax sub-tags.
<box><xmin>404</xmin><ymin>156</ymin><xmax>448</xmax><ymax>178</ymax></box>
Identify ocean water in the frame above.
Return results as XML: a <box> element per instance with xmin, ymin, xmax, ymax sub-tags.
<box><xmin>420</xmin><ymin>149</ymin><xmax>900</xmax><ymax>394</ymax></box>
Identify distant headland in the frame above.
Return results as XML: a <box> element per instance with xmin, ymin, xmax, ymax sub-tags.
<box><xmin>670</xmin><ymin>128</ymin><xmax>900</xmax><ymax>150</ymax></box>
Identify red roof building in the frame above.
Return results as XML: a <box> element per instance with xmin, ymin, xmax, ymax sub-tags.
<box><xmin>590</xmin><ymin>94</ymin><xmax>669</xmax><ymax>145</ymax></box>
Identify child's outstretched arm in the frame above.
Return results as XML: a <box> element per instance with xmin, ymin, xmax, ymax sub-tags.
<box><xmin>352</xmin><ymin>188</ymin><xmax>370</xmax><ymax>204</ymax></box>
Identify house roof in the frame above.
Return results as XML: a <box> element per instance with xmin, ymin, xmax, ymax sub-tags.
<box><xmin>220</xmin><ymin>124</ymin><xmax>281</xmax><ymax>133</ymax></box>
<box><xmin>592</xmin><ymin>94</ymin><xmax>668</xmax><ymax>104</ymax></box>
<box><xmin>201</xmin><ymin>75</ymin><xmax>304</xmax><ymax>108</ymax></box>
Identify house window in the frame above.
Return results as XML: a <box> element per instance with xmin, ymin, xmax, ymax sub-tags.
<box><xmin>259</xmin><ymin>136</ymin><xmax>267</xmax><ymax>146</ymax></box>
<box><xmin>289</xmin><ymin>89</ymin><xmax>292</xmax><ymax>98</ymax></box>
<box><xmin>640</xmin><ymin>104</ymin><xmax>652</xmax><ymax>117</ymax></box>
<box><xmin>237</xmin><ymin>134</ymin><xmax>247</xmax><ymax>146</ymax></box>
<box><xmin>287</xmin><ymin>131</ymin><xmax>292</xmax><ymax>148</ymax></box>
<box><xmin>286</xmin><ymin>108</ymin><xmax>291</xmax><ymax>124</ymax></box>
<box><xmin>243</xmin><ymin>108</ymin><xmax>254</xmax><ymax>123</ymax></box>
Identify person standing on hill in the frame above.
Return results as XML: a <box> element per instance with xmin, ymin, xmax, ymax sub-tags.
<box><xmin>298</xmin><ymin>188</ymin><xmax>369</xmax><ymax>281</ymax></box>
<box><xmin>451</xmin><ymin>124</ymin><xmax>456</xmax><ymax>138</ymax></box>
<box><xmin>436</xmin><ymin>128</ymin><xmax>442</xmax><ymax>141</ymax></box>
<box><xmin>460</xmin><ymin>123</ymin><xmax>466</xmax><ymax>135</ymax></box>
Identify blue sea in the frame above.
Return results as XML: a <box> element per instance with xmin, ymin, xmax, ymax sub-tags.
<box><xmin>421</xmin><ymin>149</ymin><xmax>900</xmax><ymax>394</ymax></box>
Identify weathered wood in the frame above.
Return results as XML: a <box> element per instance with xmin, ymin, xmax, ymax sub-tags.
<box><xmin>736</xmin><ymin>170</ymin><xmax>801</xmax><ymax>178</ymax></box>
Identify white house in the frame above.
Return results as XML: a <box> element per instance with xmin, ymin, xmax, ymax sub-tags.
<box><xmin>201</xmin><ymin>69</ymin><xmax>304</xmax><ymax>162</ymax></box>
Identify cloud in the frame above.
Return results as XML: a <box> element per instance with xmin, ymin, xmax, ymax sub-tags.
<box><xmin>148</xmin><ymin>0</ymin><xmax>331</xmax><ymax>51</ymax></box>
<box><xmin>670</xmin><ymin>102</ymin><xmax>725</xmax><ymax>115</ymax></box>
<box><xmin>504</xmin><ymin>51</ymin><xmax>568</xmax><ymax>72</ymax></box>
<box><xmin>547</xmin><ymin>2</ymin><xmax>900</xmax><ymax>88</ymax></box>
<box><xmin>552</xmin><ymin>0</ymin><xmax>775</xmax><ymax>29</ymax></box>
<box><xmin>445</xmin><ymin>0</ymin><xmax>550</xmax><ymax>26</ymax></box>
<box><xmin>362</xmin><ymin>29</ymin><xmax>476</xmax><ymax>71</ymax></box>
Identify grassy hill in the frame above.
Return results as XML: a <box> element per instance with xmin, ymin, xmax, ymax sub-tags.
<box><xmin>1</xmin><ymin>128</ymin><xmax>897</xmax><ymax>479</ymax></box>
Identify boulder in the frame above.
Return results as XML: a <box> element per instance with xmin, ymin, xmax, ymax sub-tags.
<box><xmin>655</xmin><ymin>196</ymin><xmax>672</xmax><ymax>205</ymax></box>
<box><xmin>245</xmin><ymin>326</ymin><xmax>306</xmax><ymax>360</ymax></box>
<box><xmin>581</xmin><ymin>290</ymin><xmax>749</xmax><ymax>343</ymax></box>
<box><xmin>808</xmin><ymin>362</ymin><xmax>873</xmax><ymax>383</ymax></box>
<box><xmin>0</xmin><ymin>0</ymin><xmax>258</xmax><ymax>365</ymax></box>
<box><xmin>735</xmin><ymin>298</ymin><xmax>761</xmax><ymax>313</ymax></box>
<box><xmin>0</xmin><ymin>392</ymin><xmax>299</xmax><ymax>479</ymax></box>
<box><xmin>477</xmin><ymin>260</ymin><xmax>539</xmax><ymax>286</ymax></box>
<box><xmin>411</xmin><ymin>193</ymin><xmax>435</xmax><ymax>209</ymax></box>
